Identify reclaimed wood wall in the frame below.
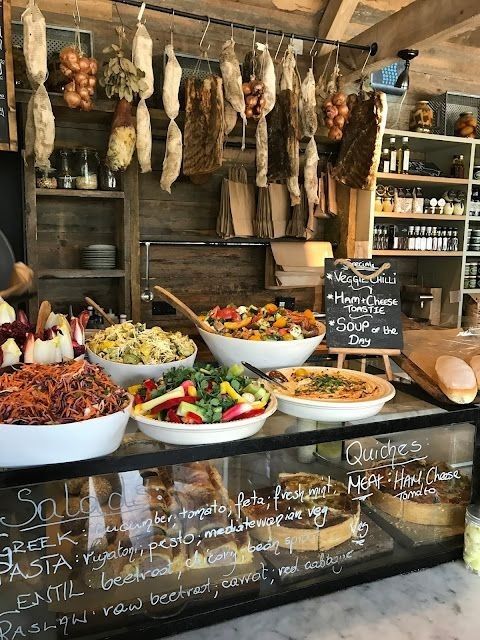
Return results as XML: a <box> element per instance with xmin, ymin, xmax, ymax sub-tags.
<box><xmin>10</xmin><ymin>0</ymin><xmax>480</xmax><ymax>326</ymax></box>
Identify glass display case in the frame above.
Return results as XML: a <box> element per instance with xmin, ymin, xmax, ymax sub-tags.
<box><xmin>0</xmin><ymin>385</ymin><xmax>479</xmax><ymax>640</ymax></box>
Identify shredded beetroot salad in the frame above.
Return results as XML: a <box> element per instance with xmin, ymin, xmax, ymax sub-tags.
<box><xmin>0</xmin><ymin>360</ymin><xmax>130</xmax><ymax>425</ymax></box>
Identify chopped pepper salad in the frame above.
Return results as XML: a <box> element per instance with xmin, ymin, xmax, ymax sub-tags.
<box><xmin>87</xmin><ymin>322</ymin><xmax>196</xmax><ymax>365</ymax></box>
<box><xmin>131</xmin><ymin>364</ymin><xmax>271</xmax><ymax>424</ymax></box>
<box><xmin>201</xmin><ymin>303</ymin><xmax>321</xmax><ymax>341</ymax></box>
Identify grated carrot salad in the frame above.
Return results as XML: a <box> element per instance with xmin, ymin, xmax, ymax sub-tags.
<box><xmin>0</xmin><ymin>360</ymin><xmax>130</xmax><ymax>425</ymax></box>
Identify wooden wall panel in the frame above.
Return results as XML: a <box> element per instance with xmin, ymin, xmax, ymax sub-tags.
<box><xmin>140</xmin><ymin>245</ymin><xmax>315</xmax><ymax>333</ymax></box>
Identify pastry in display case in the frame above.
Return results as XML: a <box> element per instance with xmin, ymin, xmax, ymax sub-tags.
<box><xmin>0</xmin><ymin>405</ymin><xmax>477</xmax><ymax>639</ymax></box>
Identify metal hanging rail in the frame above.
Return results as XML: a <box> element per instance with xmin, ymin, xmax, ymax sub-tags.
<box><xmin>139</xmin><ymin>240</ymin><xmax>271</xmax><ymax>247</ymax></box>
<box><xmin>114</xmin><ymin>0</ymin><xmax>377</xmax><ymax>55</ymax></box>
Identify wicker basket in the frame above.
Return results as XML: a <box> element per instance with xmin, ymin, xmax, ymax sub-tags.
<box><xmin>429</xmin><ymin>91</ymin><xmax>480</xmax><ymax>137</ymax></box>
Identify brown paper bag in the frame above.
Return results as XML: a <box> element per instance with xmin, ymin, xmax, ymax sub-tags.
<box><xmin>229</xmin><ymin>181</ymin><xmax>255</xmax><ymax>237</ymax></box>
<box><xmin>269</xmin><ymin>183</ymin><xmax>290</xmax><ymax>238</ymax></box>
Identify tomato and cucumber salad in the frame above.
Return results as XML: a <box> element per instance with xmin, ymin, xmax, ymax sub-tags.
<box><xmin>131</xmin><ymin>364</ymin><xmax>271</xmax><ymax>425</ymax></box>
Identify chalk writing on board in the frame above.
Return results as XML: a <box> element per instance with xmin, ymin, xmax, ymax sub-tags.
<box><xmin>324</xmin><ymin>258</ymin><xmax>403</xmax><ymax>350</ymax></box>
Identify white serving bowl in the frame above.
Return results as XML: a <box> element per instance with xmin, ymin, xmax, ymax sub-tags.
<box><xmin>133</xmin><ymin>395</ymin><xmax>277</xmax><ymax>445</ymax></box>
<box><xmin>198</xmin><ymin>326</ymin><xmax>325</xmax><ymax>371</ymax></box>
<box><xmin>86</xmin><ymin>346</ymin><xmax>197</xmax><ymax>388</ymax></box>
<box><xmin>0</xmin><ymin>405</ymin><xmax>131</xmax><ymax>468</ymax></box>
<box><xmin>272</xmin><ymin>367</ymin><xmax>395</xmax><ymax>423</ymax></box>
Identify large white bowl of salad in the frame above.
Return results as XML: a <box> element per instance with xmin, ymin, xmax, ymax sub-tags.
<box><xmin>87</xmin><ymin>322</ymin><xmax>197</xmax><ymax>388</ymax></box>
<box><xmin>198</xmin><ymin>303</ymin><xmax>325</xmax><ymax>371</ymax></box>
<box><xmin>130</xmin><ymin>364</ymin><xmax>277</xmax><ymax>445</ymax></box>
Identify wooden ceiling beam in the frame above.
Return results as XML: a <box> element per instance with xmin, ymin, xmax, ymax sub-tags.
<box><xmin>335</xmin><ymin>0</ymin><xmax>480</xmax><ymax>83</ymax></box>
<box><xmin>316</xmin><ymin>0</ymin><xmax>360</xmax><ymax>56</ymax></box>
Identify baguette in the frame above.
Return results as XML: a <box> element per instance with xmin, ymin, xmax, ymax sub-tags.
<box><xmin>469</xmin><ymin>354</ymin><xmax>480</xmax><ymax>390</ymax></box>
<box><xmin>435</xmin><ymin>355</ymin><xmax>477</xmax><ymax>404</ymax></box>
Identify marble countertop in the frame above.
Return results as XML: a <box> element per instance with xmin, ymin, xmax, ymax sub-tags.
<box><xmin>173</xmin><ymin>561</ymin><xmax>478</xmax><ymax>640</ymax></box>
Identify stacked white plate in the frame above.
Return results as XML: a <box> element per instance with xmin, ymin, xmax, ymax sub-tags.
<box><xmin>81</xmin><ymin>244</ymin><xmax>116</xmax><ymax>269</ymax></box>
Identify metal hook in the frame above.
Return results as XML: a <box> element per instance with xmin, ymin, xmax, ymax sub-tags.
<box><xmin>309</xmin><ymin>38</ymin><xmax>317</xmax><ymax>57</ymax></box>
<box><xmin>290</xmin><ymin>33</ymin><xmax>295</xmax><ymax>45</ymax></box>
<box><xmin>231</xmin><ymin>22</ymin><xmax>234</xmax><ymax>42</ymax></box>
<box><xmin>252</xmin><ymin>26</ymin><xmax>256</xmax><ymax>53</ymax></box>
<box><xmin>170</xmin><ymin>9</ymin><xmax>175</xmax><ymax>46</ymax></box>
<box><xmin>199</xmin><ymin>17</ymin><xmax>211</xmax><ymax>51</ymax></box>
<box><xmin>334</xmin><ymin>40</ymin><xmax>340</xmax><ymax>67</ymax></box>
<box><xmin>265</xmin><ymin>29</ymin><xmax>269</xmax><ymax>49</ymax></box>
<box><xmin>274</xmin><ymin>33</ymin><xmax>284</xmax><ymax>60</ymax></box>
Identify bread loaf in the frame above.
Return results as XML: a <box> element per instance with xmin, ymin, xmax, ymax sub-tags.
<box><xmin>469</xmin><ymin>355</ymin><xmax>480</xmax><ymax>390</ymax></box>
<box><xmin>435</xmin><ymin>355</ymin><xmax>477</xmax><ymax>404</ymax></box>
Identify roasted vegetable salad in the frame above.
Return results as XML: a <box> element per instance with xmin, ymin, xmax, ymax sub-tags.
<box><xmin>201</xmin><ymin>303</ymin><xmax>321</xmax><ymax>341</ymax></box>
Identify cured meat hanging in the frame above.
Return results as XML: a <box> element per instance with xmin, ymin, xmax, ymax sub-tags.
<box><xmin>255</xmin><ymin>43</ymin><xmax>276</xmax><ymax>188</ymax></box>
<box><xmin>267</xmin><ymin>90</ymin><xmax>298</xmax><ymax>182</ymax></box>
<box><xmin>101</xmin><ymin>27</ymin><xmax>148</xmax><ymax>172</ymax></box>
<box><xmin>333</xmin><ymin>90</ymin><xmax>387</xmax><ymax>190</ymax></box>
<box><xmin>220</xmin><ymin>39</ymin><xmax>247</xmax><ymax>148</ymax></box>
<box><xmin>160</xmin><ymin>44</ymin><xmax>183</xmax><ymax>192</ymax></box>
<box><xmin>132</xmin><ymin>20</ymin><xmax>154</xmax><ymax>173</ymax></box>
<box><xmin>22</xmin><ymin>0</ymin><xmax>54</xmax><ymax>168</ymax></box>
<box><xmin>183</xmin><ymin>76</ymin><xmax>224</xmax><ymax>177</ymax></box>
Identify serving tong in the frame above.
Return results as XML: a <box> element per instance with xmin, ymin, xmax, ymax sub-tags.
<box><xmin>241</xmin><ymin>361</ymin><xmax>289</xmax><ymax>391</ymax></box>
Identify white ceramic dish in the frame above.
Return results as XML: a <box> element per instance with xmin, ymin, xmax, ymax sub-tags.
<box><xmin>0</xmin><ymin>405</ymin><xmax>131</xmax><ymax>468</ymax></box>
<box><xmin>271</xmin><ymin>367</ymin><xmax>395</xmax><ymax>422</ymax></box>
<box><xmin>86</xmin><ymin>346</ymin><xmax>197</xmax><ymax>388</ymax></box>
<box><xmin>133</xmin><ymin>395</ymin><xmax>277</xmax><ymax>445</ymax></box>
<box><xmin>198</xmin><ymin>326</ymin><xmax>325</xmax><ymax>371</ymax></box>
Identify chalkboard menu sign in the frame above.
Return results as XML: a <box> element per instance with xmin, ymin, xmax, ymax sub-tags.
<box><xmin>0</xmin><ymin>0</ymin><xmax>17</xmax><ymax>151</ymax></box>
<box><xmin>324</xmin><ymin>258</ymin><xmax>403</xmax><ymax>350</ymax></box>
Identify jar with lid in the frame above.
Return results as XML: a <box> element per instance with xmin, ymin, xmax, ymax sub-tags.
<box><xmin>409</xmin><ymin>100</ymin><xmax>434</xmax><ymax>133</ymax></box>
<box><xmin>454</xmin><ymin>112</ymin><xmax>477</xmax><ymax>138</ymax></box>
<box><xmin>55</xmin><ymin>148</ymin><xmax>75</xmax><ymax>189</ymax></box>
<box><xmin>464</xmin><ymin>504</ymin><xmax>480</xmax><ymax>574</ymax></box>
<box><xmin>75</xmin><ymin>148</ymin><xmax>99</xmax><ymax>190</ymax></box>
<box><xmin>36</xmin><ymin>167</ymin><xmax>57</xmax><ymax>189</ymax></box>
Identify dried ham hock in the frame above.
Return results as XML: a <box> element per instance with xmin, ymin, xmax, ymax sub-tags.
<box><xmin>333</xmin><ymin>90</ymin><xmax>387</xmax><ymax>190</ymax></box>
<box><xmin>183</xmin><ymin>76</ymin><xmax>224</xmax><ymax>177</ymax></box>
<box><xmin>267</xmin><ymin>89</ymin><xmax>299</xmax><ymax>181</ymax></box>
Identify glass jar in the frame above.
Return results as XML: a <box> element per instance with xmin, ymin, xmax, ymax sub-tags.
<box><xmin>464</xmin><ymin>504</ymin><xmax>480</xmax><ymax>574</ymax></box>
<box><xmin>36</xmin><ymin>167</ymin><xmax>57</xmax><ymax>189</ymax></box>
<box><xmin>75</xmin><ymin>148</ymin><xmax>99</xmax><ymax>190</ymax></box>
<box><xmin>474</xmin><ymin>166</ymin><xmax>480</xmax><ymax>181</ymax></box>
<box><xmin>55</xmin><ymin>148</ymin><xmax>75</xmax><ymax>189</ymax></box>
<box><xmin>454</xmin><ymin>112</ymin><xmax>477</xmax><ymax>138</ymax></box>
<box><xmin>409</xmin><ymin>100</ymin><xmax>434</xmax><ymax>133</ymax></box>
<box><xmin>99</xmin><ymin>161</ymin><xmax>119</xmax><ymax>191</ymax></box>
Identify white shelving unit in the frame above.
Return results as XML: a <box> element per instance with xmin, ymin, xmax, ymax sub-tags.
<box><xmin>356</xmin><ymin>128</ymin><xmax>477</xmax><ymax>328</ymax></box>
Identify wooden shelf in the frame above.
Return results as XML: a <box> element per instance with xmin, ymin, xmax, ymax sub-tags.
<box><xmin>36</xmin><ymin>188</ymin><xmax>125</xmax><ymax>199</ymax></box>
<box><xmin>376</xmin><ymin>172</ymin><xmax>469</xmax><ymax>185</ymax></box>
<box><xmin>463</xmin><ymin>289</ymin><xmax>480</xmax><ymax>294</ymax></box>
<box><xmin>466</xmin><ymin>252</ymin><xmax>480</xmax><ymax>257</ymax></box>
<box><xmin>372</xmin><ymin>250</ymin><xmax>463</xmax><ymax>256</ymax></box>
<box><xmin>472</xmin><ymin>180</ymin><xmax>480</xmax><ymax>186</ymax></box>
<box><xmin>38</xmin><ymin>269</ymin><xmax>126</xmax><ymax>279</ymax></box>
<box><xmin>384</xmin><ymin>128</ymin><xmax>476</xmax><ymax>145</ymax></box>
<box><xmin>374</xmin><ymin>212</ymin><xmax>466</xmax><ymax>221</ymax></box>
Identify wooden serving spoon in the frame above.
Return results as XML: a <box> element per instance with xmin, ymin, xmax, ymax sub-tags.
<box><xmin>35</xmin><ymin>300</ymin><xmax>51</xmax><ymax>335</ymax></box>
<box><xmin>85</xmin><ymin>297</ymin><xmax>114</xmax><ymax>326</ymax></box>
<box><xmin>154</xmin><ymin>286</ymin><xmax>215</xmax><ymax>333</ymax></box>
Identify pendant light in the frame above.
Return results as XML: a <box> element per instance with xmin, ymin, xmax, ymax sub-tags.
<box><xmin>395</xmin><ymin>49</ymin><xmax>419</xmax><ymax>90</ymax></box>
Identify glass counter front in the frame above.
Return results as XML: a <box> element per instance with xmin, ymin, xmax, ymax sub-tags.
<box><xmin>0</xmin><ymin>385</ymin><xmax>478</xmax><ymax>639</ymax></box>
